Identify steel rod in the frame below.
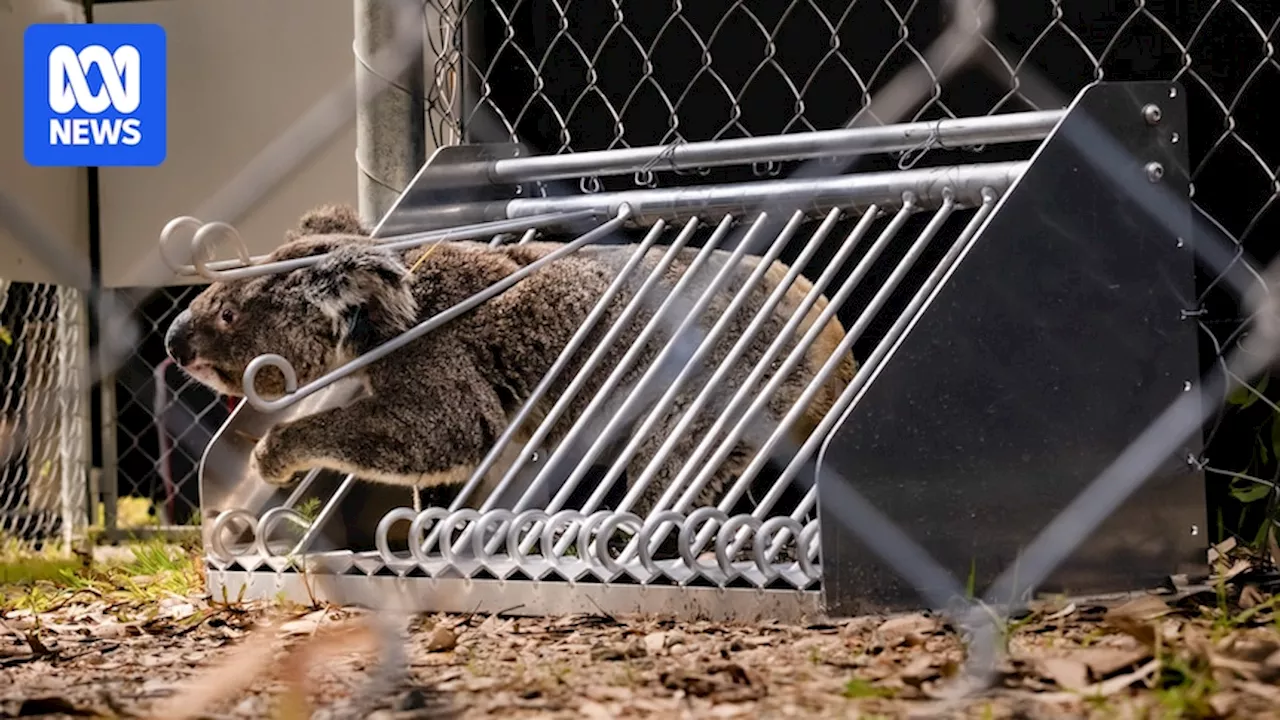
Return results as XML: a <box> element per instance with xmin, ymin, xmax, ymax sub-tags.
<box><xmin>501</xmin><ymin>162</ymin><xmax>1026</xmax><ymax>225</ymax></box>
<box><xmin>479</xmin><ymin>111</ymin><xmax>1061</xmax><ymax>184</ymax></box>
<box><xmin>482</xmin><ymin>216</ymin><xmax>740</xmax><ymax>556</ymax></box>
<box><xmin>241</xmin><ymin>207</ymin><xmax>631</xmax><ymax>414</ymax></box>
<box><xmin>424</xmin><ymin>222</ymin><xmax>670</xmax><ymax>555</ymax></box>
<box><xmin>753</xmin><ymin>191</ymin><xmax>1003</xmax><ymax>560</ymax></box>
<box><xmin>513</xmin><ymin>213</ymin><xmax>782</xmax><ymax>557</ymax></box>
<box><xmin>545</xmin><ymin>210</ymin><xmax>815</xmax><ymax>557</ymax></box>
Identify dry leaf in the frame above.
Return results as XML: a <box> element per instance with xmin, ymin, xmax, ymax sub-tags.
<box><xmin>278</xmin><ymin>609</ymin><xmax>327</xmax><ymax>636</ymax></box>
<box><xmin>1239</xmin><ymin>584</ymin><xmax>1267</xmax><ymax>610</ymax></box>
<box><xmin>1032</xmin><ymin>658</ymin><xmax>1161</xmax><ymax>704</ymax></box>
<box><xmin>1074</xmin><ymin>647</ymin><xmax>1152</xmax><ymax>678</ymax></box>
<box><xmin>1103</xmin><ymin>596</ymin><xmax>1172</xmax><ymax>647</ymax></box>
<box><xmin>1238</xmin><ymin>680</ymin><xmax>1280</xmax><ymax>703</ymax></box>
<box><xmin>875</xmin><ymin>614</ymin><xmax>937</xmax><ymax>646</ymax></box>
<box><xmin>1038</xmin><ymin>657</ymin><xmax>1089</xmax><ymax>691</ymax></box>
<box><xmin>899</xmin><ymin>656</ymin><xmax>941</xmax><ymax>687</ymax></box>
<box><xmin>1210</xmin><ymin>537</ymin><xmax>1237</xmax><ymax>564</ymax></box>
<box><xmin>1208</xmin><ymin>692</ymin><xmax>1240</xmax><ymax>717</ymax></box>
<box><xmin>1043</xmin><ymin>603</ymin><xmax>1077</xmax><ymax>622</ymax></box>
<box><xmin>425</xmin><ymin>625</ymin><xmax>458</xmax><ymax>652</ymax></box>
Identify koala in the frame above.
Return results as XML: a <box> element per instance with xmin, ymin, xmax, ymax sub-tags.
<box><xmin>165</xmin><ymin>204</ymin><xmax>858</xmax><ymax>521</ymax></box>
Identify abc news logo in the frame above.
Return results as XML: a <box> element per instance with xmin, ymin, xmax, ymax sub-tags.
<box><xmin>24</xmin><ymin>24</ymin><xmax>167</xmax><ymax>167</ymax></box>
<box><xmin>48</xmin><ymin>44</ymin><xmax>143</xmax><ymax>147</ymax></box>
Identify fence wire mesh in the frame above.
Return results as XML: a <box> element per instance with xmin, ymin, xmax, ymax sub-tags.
<box><xmin>0</xmin><ymin>280</ymin><xmax>87</xmax><ymax>546</ymax></box>
<box><xmin>415</xmin><ymin>0</ymin><xmax>1280</xmax><ymax>552</ymax></box>
<box><xmin>108</xmin><ymin>285</ymin><xmax>230</xmax><ymax>531</ymax></box>
<box><xmin>4</xmin><ymin>0</ymin><xmax>1280</xmax><ymax>708</ymax></box>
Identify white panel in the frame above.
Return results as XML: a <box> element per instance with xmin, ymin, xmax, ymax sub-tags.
<box><xmin>96</xmin><ymin>0</ymin><xmax>362</xmax><ymax>288</ymax></box>
<box><xmin>0</xmin><ymin>0</ymin><xmax>91</xmax><ymax>287</ymax></box>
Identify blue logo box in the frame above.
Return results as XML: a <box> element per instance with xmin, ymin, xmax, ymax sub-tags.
<box><xmin>23</xmin><ymin>23</ymin><xmax>167</xmax><ymax>167</ymax></box>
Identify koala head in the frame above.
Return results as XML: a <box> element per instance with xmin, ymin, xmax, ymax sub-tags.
<box><xmin>164</xmin><ymin>205</ymin><xmax>418</xmax><ymax>398</ymax></box>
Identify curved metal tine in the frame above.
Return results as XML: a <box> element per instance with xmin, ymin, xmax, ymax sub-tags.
<box><xmin>160</xmin><ymin>216</ymin><xmax>267</xmax><ymax>277</ymax></box>
<box><xmin>540</xmin><ymin>210</ymin><xmax>803</xmax><ymax>554</ymax></box>
<box><xmin>761</xmin><ymin>486</ymin><xmax>817</xmax><ymax>564</ymax></box>
<box><xmin>288</xmin><ymin>473</ymin><xmax>360</xmax><ymax>557</ymax></box>
<box><xmin>506</xmin><ymin>213</ymin><xmax>755</xmax><ymax>558</ymax></box>
<box><xmin>477</xmin><ymin>215</ymin><xmax>734</xmax><ymax>558</ymax></box>
<box><xmin>682</xmin><ymin>195</ymin><xmax>961</xmax><ymax>557</ymax></box>
<box><xmin>634</xmin><ymin>197</ymin><xmax>923</xmax><ymax>560</ymax></box>
<box><xmin>241</xmin><ymin>206</ymin><xmax>631</xmax><ymax>414</ymax></box>
<box><xmin>748</xmin><ymin>191</ymin><xmax>1001</xmax><ymax>560</ymax></box>
<box><xmin>431</xmin><ymin>220</ymin><xmax>670</xmax><ymax>555</ymax></box>
<box><xmin>548</xmin><ymin>209</ymin><xmax>825</xmax><ymax>558</ymax></box>
<box><xmin>191</xmin><ymin>221</ymin><xmax>255</xmax><ymax>280</ymax></box>
<box><xmin>489</xmin><ymin>228</ymin><xmax>539</xmax><ymax>248</ymax></box>
<box><xmin>608</xmin><ymin>207</ymin><xmax>877</xmax><ymax>559</ymax></box>
<box><xmin>578</xmin><ymin>209</ymin><xmax>842</xmax><ymax>516</ymax></box>
<box><xmin>451</xmin><ymin>218</ymin><xmax>706</xmax><ymax>554</ymax></box>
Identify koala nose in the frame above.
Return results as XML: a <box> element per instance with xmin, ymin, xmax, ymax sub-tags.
<box><xmin>165</xmin><ymin>310</ymin><xmax>195</xmax><ymax>366</ymax></box>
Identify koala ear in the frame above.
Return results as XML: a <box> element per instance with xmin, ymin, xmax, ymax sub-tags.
<box><xmin>286</xmin><ymin>203</ymin><xmax>367</xmax><ymax>241</ymax></box>
<box><xmin>301</xmin><ymin>244</ymin><xmax>418</xmax><ymax>355</ymax></box>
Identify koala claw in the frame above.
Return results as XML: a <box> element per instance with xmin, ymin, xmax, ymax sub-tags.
<box><xmin>250</xmin><ymin>435</ymin><xmax>296</xmax><ymax>486</ymax></box>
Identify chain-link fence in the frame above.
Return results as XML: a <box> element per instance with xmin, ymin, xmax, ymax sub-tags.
<box><xmin>2</xmin><ymin>0</ymin><xmax>1279</xmax><ymax>707</ymax></box>
<box><xmin>414</xmin><ymin>0</ymin><xmax>1278</xmax><ymax>546</ymax></box>
<box><xmin>33</xmin><ymin>0</ymin><xmax>1266</xmax><ymax>563</ymax></box>
<box><xmin>0</xmin><ymin>280</ymin><xmax>87</xmax><ymax>547</ymax></box>
<box><xmin>106</xmin><ymin>285</ymin><xmax>230</xmax><ymax>532</ymax></box>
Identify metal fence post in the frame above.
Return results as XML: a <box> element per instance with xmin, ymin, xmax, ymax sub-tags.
<box><xmin>98</xmin><ymin>372</ymin><xmax>118</xmax><ymax>539</ymax></box>
<box><xmin>354</xmin><ymin>0</ymin><xmax>428</xmax><ymax>227</ymax></box>
<box><xmin>55</xmin><ymin>285</ymin><xmax>89</xmax><ymax>546</ymax></box>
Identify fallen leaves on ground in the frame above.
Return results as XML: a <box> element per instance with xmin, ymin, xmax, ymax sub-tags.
<box><xmin>3</xmin><ymin>541</ymin><xmax>1280</xmax><ymax>718</ymax></box>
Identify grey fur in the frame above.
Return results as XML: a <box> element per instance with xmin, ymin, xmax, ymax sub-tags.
<box><xmin>166</xmin><ymin>205</ymin><xmax>858</xmax><ymax>518</ymax></box>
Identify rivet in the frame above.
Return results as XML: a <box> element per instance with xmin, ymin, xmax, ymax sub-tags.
<box><xmin>1146</xmin><ymin>162</ymin><xmax>1165</xmax><ymax>183</ymax></box>
<box><xmin>1142</xmin><ymin>103</ymin><xmax>1162</xmax><ymax>125</ymax></box>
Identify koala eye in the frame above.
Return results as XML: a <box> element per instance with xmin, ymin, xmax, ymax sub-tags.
<box><xmin>218</xmin><ymin>308</ymin><xmax>236</xmax><ymax>327</ymax></box>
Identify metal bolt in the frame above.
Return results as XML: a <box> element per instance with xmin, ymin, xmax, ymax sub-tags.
<box><xmin>1142</xmin><ymin>103</ymin><xmax>1162</xmax><ymax>125</ymax></box>
<box><xmin>1146</xmin><ymin>162</ymin><xmax>1164</xmax><ymax>183</ymax></box>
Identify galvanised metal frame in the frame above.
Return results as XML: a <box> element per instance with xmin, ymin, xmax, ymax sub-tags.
<box><xmin>166</xmin><ymin>82</ymin><xmax>1201</xmax><ymax>621</ymax></box>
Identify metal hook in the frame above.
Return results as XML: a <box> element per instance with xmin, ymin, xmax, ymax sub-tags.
<box><xmin>159</xmin><ymin>216</ymin><xmax>205</xmax><ymax>274</ymax></box>
<box><xmin>192</xmin><ymin>221</ymin><xmax>256</xmax><ymax>280</ymax></box>
<box><xmin>242</xmin><ymin>353</ymin><xmax>299</xmax><ymax>410</ymax></box>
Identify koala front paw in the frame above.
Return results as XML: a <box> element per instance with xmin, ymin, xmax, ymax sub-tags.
<box><xmin>249</xmin><ymin>433</ymin><xmax>297</xmax><ymax>486</ymax></box>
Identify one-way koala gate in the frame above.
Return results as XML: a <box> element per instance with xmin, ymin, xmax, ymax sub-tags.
<box><xmin>161</xmin><ymin>80</ymin><xmax>1207</xmax><ymax>621</ymax></box>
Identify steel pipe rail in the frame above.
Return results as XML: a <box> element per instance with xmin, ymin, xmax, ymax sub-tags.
<box><xmin>410</xmin><ymin>110</ymin><xmax>1063</xmax><ymax>188</ymax></box>
<box><xmin>160</xmin><ymin>209</ymin><xmax>604</xmax><ymax>282</ymax></box>
<box><xmin>386</xmin><ymin>161</ymin><xmax>1027</xmax><ymax>230</ymax></box>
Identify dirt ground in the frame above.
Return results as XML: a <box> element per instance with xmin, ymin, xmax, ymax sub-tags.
<box><xmin>3</xmin><ymin>540</ymin><xmax>1280</xmax><ymax>719</ymax></box>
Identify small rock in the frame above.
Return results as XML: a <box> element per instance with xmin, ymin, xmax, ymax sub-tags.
<box><xmin>644</xmin><ymin>632</ymin><xmax>668</xmax><ymax>654</ymax></box>
<box><xmin>91</xmin><ymin>623</ymin><xmax>128</xmax><ymax>639</ymax></box>
<box><xmin>591</xmin><ymin>641</ymin><xmax>644</xmax><ymax>661</ymax></box>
